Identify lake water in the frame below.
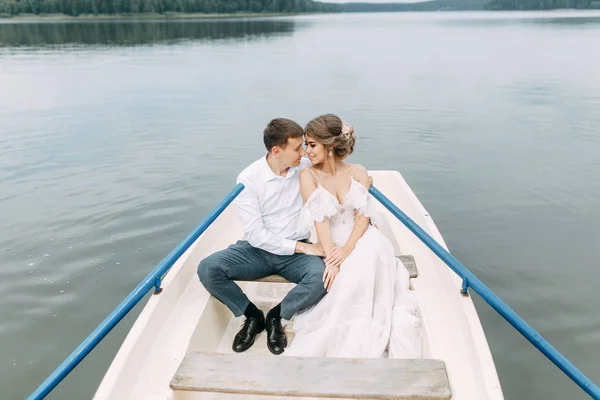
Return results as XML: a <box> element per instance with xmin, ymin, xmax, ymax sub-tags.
<box><xmin>1</xmin><ymin>10</ymin><xmax>600</xmax><ymax>400</ymax></box>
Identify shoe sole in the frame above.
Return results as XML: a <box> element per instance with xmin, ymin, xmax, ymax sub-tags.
<box><xmin>232</xmin><ymin>325</ymin><xmax>265</xmax><ymax>353</ymax></box>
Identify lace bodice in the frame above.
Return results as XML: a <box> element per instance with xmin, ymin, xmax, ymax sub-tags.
<box><xmin>299</xmin><ymin>177</ymin><xmax>379</xmax><ymax>230</ymax></box>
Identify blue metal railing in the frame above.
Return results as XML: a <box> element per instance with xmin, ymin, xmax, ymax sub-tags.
<box><xmin>28</xmin><ymin>184</ymin><xmax>245</xmax><ymax>400</ymax></box>
<box><xmin>29</xmin><ymin>180</ymin><xmax>599</xmax><ymax>400</ymax></box>
<box><xmin>369</xmin><ymin>185</ymin><xmax>600</xmax><ymax>400</ymax></box>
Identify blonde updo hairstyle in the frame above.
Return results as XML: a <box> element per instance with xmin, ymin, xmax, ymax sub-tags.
<box><xmin>304</xmin><ymin>114</ymin><xmax>356</xmax><ymax>159</ymax></box>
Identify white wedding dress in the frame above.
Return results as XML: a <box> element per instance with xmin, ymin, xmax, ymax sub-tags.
<box><xmin>285</xmin><ymin>176</ymin><xmax>422</xmax><ymax>359</ymax></box>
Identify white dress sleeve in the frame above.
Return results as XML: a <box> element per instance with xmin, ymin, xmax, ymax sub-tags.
<box><xmin>298</xmin><ymin>187</ymin><xmax>339</xmax><ymax>232</ymax></box>
<box><xmin>351</xmin><ymin>181</ymin><xmax>381</xmax><ymax>227</ymax></box>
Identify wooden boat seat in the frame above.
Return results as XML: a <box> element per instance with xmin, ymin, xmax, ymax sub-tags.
<box><xmin>170</xmin><ymin>352</ymin><xmax>451</xmax><ymax>399</ymax></box>
<box><xmin>256</xmin><ymin>254</ymin><xmax>418</xmax><ymax>283</ymax></box>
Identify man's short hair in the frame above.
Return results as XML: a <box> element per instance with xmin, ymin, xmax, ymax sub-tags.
<box><xmin>263</xmin><ymin>118</ymin><xmax>304</xmax><ymax>152</ymax></box>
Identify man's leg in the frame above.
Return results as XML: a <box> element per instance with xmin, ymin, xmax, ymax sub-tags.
<box><xmin>198</xmin><ymin>241</ymin><xmax>275</xmax><ymax>353</ymax></box>
<box><xmin>261</xmin><ymin>253</ymin><xmax>326</xmax><ymax>355</ymax></box>
<box><xmin>197</xmin><ymin>240</ymin><xmax>272</xmax><ymax>317</ymax></box>
<box><xmin>274</xmin><ymin>254</ymin><xmax>327</xmax><ymax>320</ymax></box>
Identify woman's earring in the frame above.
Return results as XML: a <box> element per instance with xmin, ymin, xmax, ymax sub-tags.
<box><xmin>329</xmin><ymin>150</ymin><xmax>333</xmax><ymax>157</ymax></box>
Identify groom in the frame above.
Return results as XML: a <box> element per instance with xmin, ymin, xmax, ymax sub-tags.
<box><xmin>197</xmin><ymin>118</ymin><xmax>327</xmax><ymax>355</ymax></box>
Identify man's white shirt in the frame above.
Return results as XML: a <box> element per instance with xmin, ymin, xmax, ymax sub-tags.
<box><xmin>235</xmin><ymin>155</ymin><xmax>312</xmax><ymax>255</ymax></box>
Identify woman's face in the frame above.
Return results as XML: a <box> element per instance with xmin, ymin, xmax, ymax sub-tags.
<box><xmin>304</xmin><ymin>134</ymin><xmax>327</xmax><ymax>165</ymax></box>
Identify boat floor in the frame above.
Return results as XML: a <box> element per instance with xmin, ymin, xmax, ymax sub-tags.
<box><xmin>176</xmin><ymin>282</ymin><xmax>446</xmax><ymax>400</ymax></box>
<box><xmin>216</xmin><ymin>299</ymin><xmax>295</xmax><ymax>357</ymax></box>
<box><xmin>199</xmin><ymin>287</ymin><xmax>352</xmax><ymax>400</ymax></box>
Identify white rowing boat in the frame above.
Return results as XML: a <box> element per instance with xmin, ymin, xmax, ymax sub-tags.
<box><xmin>93</xmin><ymin>170</ymin><xmax>504</xmax><ymax>400</ymax></box>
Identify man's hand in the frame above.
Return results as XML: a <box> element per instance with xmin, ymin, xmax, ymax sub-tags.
<box><xmin>295</xmin><ymin>242</ymin><xmax>325</xmax><ymax>257</ymax></box>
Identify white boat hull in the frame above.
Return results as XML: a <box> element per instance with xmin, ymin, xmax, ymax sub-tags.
<box><xmin>94</xmin><ymin>170</ymin><xmax>504</xmax><ymax>400</ymax></box>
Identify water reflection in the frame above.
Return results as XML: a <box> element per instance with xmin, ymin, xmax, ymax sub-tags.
<box><xmin>436</xmin><ymin>12</ymin><xmax>600</xmax><ymax>28</ymax></box>
<box><xmin>533</xmin><ymin>15</ymin><xmax>600</xmax><ymax>26</ymax></box>
<box><xmin>0</xmin><ymin>18</ymin><xmax>296</xmax><ymax>47</ymax></box>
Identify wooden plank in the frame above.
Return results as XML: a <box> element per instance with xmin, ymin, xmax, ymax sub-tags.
<box><xmin>170</xmin><ymin>352</ymin><xmax>451</xmax><ymax>399</ymax></box>
<box><xmin>248</xmin><ymin>255</ymin><xmax>417</xmax><ymax>283</ymax></box>
<box><xmin>397</xmin><ymin>254</ymin><xmax>418</xmax><ymax>278</ymax></box>
<box><xmin>254</xmin><ymin>274</ymin><xmax>290</xmax><ymax>283</ymax></box>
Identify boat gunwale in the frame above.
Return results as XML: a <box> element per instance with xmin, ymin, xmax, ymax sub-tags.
<box><xmin>93</xmin><ymin>170</ymin><xmax>505</xmax><ymax>400</ymax></box>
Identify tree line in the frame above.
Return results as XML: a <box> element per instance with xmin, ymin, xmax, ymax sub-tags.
<box><xmin>340</xmin><ymin>0</ymin><xmax>600</xmax><ymax>11</ymax></box>
<box><xmin>0</xmin><ymin>0</ymin><xmax>341</xmax><ymax>17</ymax></box>
<box><xmin>2</xmin><ymin>0</ymin><xmax>600</xmax><ymax>17</ymax></box>
<box><xmin>484</xmin><ymin>0</ymin><xmax>600</xmax><ymax>9</ymax></box>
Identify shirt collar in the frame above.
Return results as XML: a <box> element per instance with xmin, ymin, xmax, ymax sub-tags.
<box><xmin>260</xmin><ymin>153</ymin><xmax>301</xmax><ymax>182</ymax></box>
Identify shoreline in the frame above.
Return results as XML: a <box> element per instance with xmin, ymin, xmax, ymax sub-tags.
<box><xmin>2</xmin><ymin>8</ymin><xmax>600</xmax><ymax>21</ymax></box>
<box><xmin>0</xmin><ymin>12</ymin><xmax>311</xmax><ymax>21</ymax></box>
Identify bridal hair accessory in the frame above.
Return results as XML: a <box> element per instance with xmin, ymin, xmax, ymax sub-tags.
<box><xmin>341</xmin><ymin>122</ymin><xmax>352</xmax><ymax>138</ymax></box>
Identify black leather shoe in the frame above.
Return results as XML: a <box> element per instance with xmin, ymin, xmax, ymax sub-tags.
<box><xmin>232</xmin><ymin>314</ymin><xmax>265</xmax><ymax>353</ymax></box>
<box><xmin>266</xmin><ymin>316</ymin><xmax>287</xmax><ymax>355</ymax></box>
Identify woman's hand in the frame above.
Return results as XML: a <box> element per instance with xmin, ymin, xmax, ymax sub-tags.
<box><xmin>326</xmin><ymin>246</ymin><xmax>350</xmax><ymax>269</ymax></box>
<box><xmin>322</xmin><ymin>264</ymin><xmax>340</xmax><ymax>292</ymax></box>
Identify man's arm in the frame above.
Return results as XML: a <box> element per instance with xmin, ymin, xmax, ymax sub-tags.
<box><xmin>235</xmin><ymin>179</ymin><xmax>297</xmax><ymax>256</ymax></box>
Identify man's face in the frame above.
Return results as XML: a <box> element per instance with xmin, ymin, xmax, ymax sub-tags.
<box><xmin>274</xmin><ymin>137</ymin><xmax>305</xmax><ymax>169</ymax></box>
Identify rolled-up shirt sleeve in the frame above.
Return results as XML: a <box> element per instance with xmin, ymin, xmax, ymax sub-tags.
<box><xmin>235</xmin><ymin>177</ymin><xmax>296</xmax><ymax>256</ymax></box>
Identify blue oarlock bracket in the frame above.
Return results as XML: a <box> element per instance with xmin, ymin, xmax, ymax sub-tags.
<box><xmin>154</xmin><ymin>277</ymin><xmax>162</xmax><ymax>295</ymax></box>
<box><xmin>461</xmin><ymin>277</ymin><xmax>469</xmax><ymax>297</ymax></box>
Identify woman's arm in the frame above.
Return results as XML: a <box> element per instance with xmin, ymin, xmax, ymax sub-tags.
<box><xmin>299</xmin><ymin>168</ymin><xmax>339</xmax><ymax>291</ymax></box>
<box><xmin>299</xmin><ymin>169</ymin><xmax>335</xmax><ymax>257</ymax></box>
<box><xmin>343</xmin><ymin>165</ymin><xmax>371</xmax><ymax>253</ymax></box>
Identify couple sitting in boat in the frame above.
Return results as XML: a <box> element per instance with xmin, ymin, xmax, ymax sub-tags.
<box><xmin>198</xmin><ymin>114</ymin><xmax>422</xmax><ymax>358</ymax></box>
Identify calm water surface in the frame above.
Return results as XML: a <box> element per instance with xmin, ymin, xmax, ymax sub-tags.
<box><xmin>1</xmin><ymin>11</ymin><xmax>600</xmax><ymax>400</ymax></box>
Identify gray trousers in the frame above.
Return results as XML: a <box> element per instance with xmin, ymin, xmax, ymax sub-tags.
<box><xmin>197</xmin><ymin>240</ymin><xmax>327</xmax><ymax>320</ymax></box>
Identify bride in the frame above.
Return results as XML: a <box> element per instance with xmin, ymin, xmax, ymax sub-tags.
<box><xmin>285</xmin><ymin>114</ymin><xmax>422</xmax><ymax>359</ymax></box>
